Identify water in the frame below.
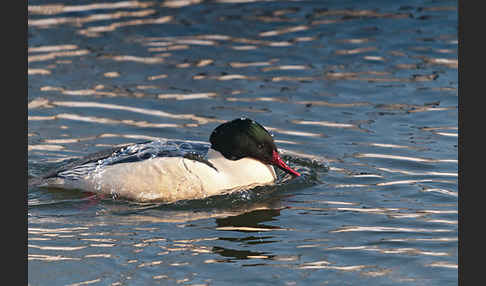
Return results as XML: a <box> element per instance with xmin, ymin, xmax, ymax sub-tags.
<box><xmin>28</xmin><ymin>0</ymin><xmax>457</xmax><ymax>285</ymax></box>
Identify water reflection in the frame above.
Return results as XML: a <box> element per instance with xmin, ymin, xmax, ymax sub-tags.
<box><xmin>29</xmin><ymin>1</ymin><xmax>154</xmax><ymax>15</ymax></box>
<box><xmin>40</xmin><ymin>100</ymin><xmax>222</xmax><ymax>125</ymax></box>
<box><xmin>215</xmin><ymin>208</ymin><xmax>283</xmax><ymax>232</ymax></box>
<box><xmin>212</xmin><ymin>246</ymin><xmax>271</xmax><ymax>262</ymax></box>
<box><xmin>28</xmin><ymin>48</ymin><xmax>89</xmax><ymax>63</ymax></box>
<box><xmin>28</xmin><ymin>10</ymin><xmax>157</xmax><ymax>28</ymax></box>
<box><xmin>29</xmin><ymin>0</ymin><xmax>457</xmax><ymax>284</ymax></box>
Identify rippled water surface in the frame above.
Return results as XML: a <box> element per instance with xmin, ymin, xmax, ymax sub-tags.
<box><xmin>28</xmin><ymin>0</ymin><xmax>458</xmax><ymax>285</ymax></box>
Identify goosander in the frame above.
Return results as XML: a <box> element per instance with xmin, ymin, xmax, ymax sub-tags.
<box><xmin>37</xmin><ymin>118</ymin><xmax>301</xmax><ymax>203</ymax></box>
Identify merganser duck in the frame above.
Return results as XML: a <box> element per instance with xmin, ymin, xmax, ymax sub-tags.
<box><xmin>38</xmin><ymin>118</ymin><xmax>300</xmax><ymax>203</ymax></box>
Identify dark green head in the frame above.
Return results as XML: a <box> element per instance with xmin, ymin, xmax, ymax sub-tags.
<box><xmin>210</xmin><ymin>118</ymin><xmax>300</xmax><ymax>176</ymax></box>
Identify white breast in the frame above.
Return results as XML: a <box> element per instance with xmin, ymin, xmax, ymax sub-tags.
<box><xmin>58</xmin><ymin>149</ymin><xmax>276</xmax><ymax>202</ymax></box>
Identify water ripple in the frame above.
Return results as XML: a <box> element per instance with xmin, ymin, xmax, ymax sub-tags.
<box><xmin>28</xmin><ymin>0</ymin><xmax>457</xmax><ymax>284</ymax></box>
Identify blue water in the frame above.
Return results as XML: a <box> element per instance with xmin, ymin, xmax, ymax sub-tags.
<box><xmin>28</xmin><ymin>0</ymin><xmax>457</xmax><ymax>285</ymax></box>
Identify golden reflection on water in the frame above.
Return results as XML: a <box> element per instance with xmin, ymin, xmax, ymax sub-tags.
<box><xmin>28</xmin><ymin>69</ymin><xmax>51</xmax><ymax>75</ymax></box>
<box><xmin>29</xmin><ymin>10</ymin><xmax>157</xmax><ymax>28</ymax></box>
<box><xmin>231</xmin><ymin>45</ymin><xmax>257</xmax><ymax>50</ymax></box>
<box><xmin>325</xmin><ymin>245</ymin><xmax>450</xmax><ymax>257</ymax></box>
<box><xmin>28</xmin><ymin>49</ymin><xmax>90</xmax><ymax>63</ymax></box>
<box><xmin>376</xmin><ymin>167</ymin><xmax>457</xmax><ymax>177</ymax></box>
<box><xmin>162</xmin><ymin>0</ymin><xmax>203</xmax><ymax>8</ymax></box>
<box><xmin>355</xmin><ymin>153</ymin><xmax>457</xmax><ymax>164</ymax></box>
<box><xmin>46</xmin><ymin>100</ymin><xmax>223</xmax><ymax>125</ymax></box>
<box><xmin>41</xmin><ymin>86</ymin><xmax>118</xmax><ymax>97</ymax></box>
<box><xmin>158</xmin><ymin>92</ymin><xmax>218</xmax><ymax>100</ymax></box>
<box><xmin>79</xmin><ymin>16</ymin><xmax>173</xmax><ymax>36</ymax></box>
<box><xmin>230</xmin><ymin>60</ymin><xmax>278</xmax><ymax>68</ymax></box>
<box><xmin>330</xmin><ymin>226</ymin><xmax>451</xmax><ymax>233</ymax></box>
<box><xmin>29</xmin><ymin>45</ymin><xmax>79</xmax><ymax>53</ymax></box>
<box><xmin>147</xmin><ymin>74</ymin><xmax>168</xmax><ymax>80</ymax></box>
<box><xmin>103</xmin><ymin>54</ymin><xmax>166</xmax><ymax>64</ymax></box>
<box><xmin>29</xmin><ymin>1</ymin><xmax>154</xmax><ymax>15</ymax></box>
<box><xmin>259</xmin><ymin>25</ymin><xmax>309</xmax><ymax>37</ymax></box>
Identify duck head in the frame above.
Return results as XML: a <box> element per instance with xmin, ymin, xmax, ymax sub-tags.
<box><xmin>210</xmin><ymin>118</ymin><xmax>301</xmax><ymax>177</ymax></box>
